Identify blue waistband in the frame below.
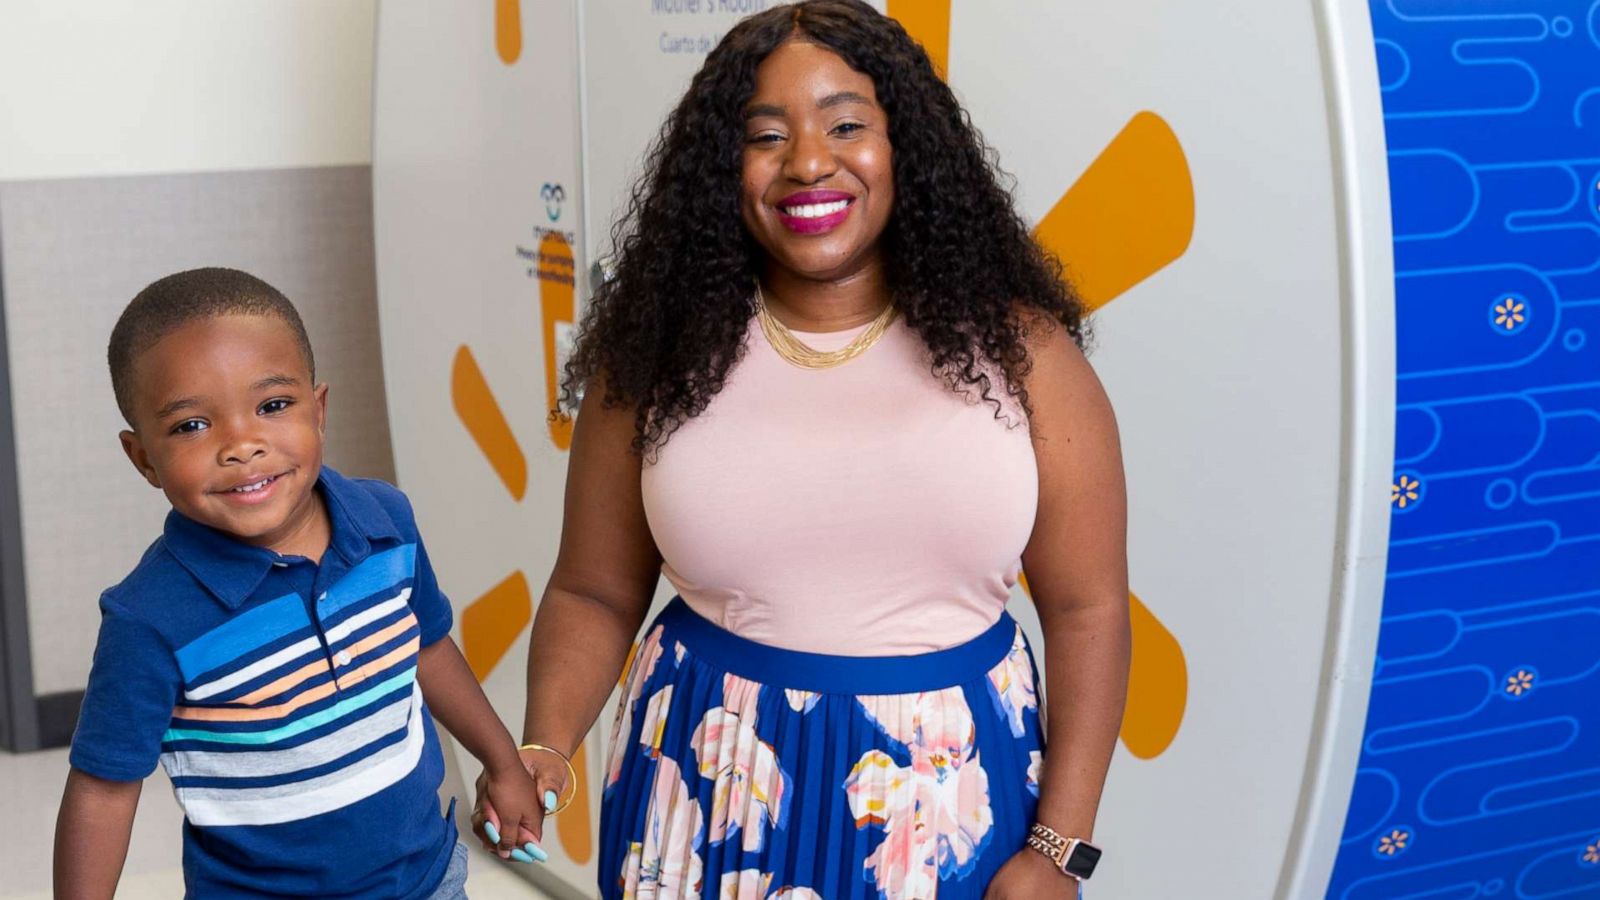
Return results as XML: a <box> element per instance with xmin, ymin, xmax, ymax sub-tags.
<box><xmin>655</xmin><ymin>597</ymin><xmax>1018</xmax><ymax>695</ymax></box>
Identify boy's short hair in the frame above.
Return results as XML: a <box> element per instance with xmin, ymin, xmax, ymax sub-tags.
<box><xmin>108</xmin><ymin>268</ymin><xmax>316</xmax><ymax>424</ymax></box>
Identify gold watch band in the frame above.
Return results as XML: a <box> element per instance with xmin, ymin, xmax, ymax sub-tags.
<box><xmin>1026</xmin><ymin>823</ymin><xmax>1093</xmax><ymax>881</ymax></box>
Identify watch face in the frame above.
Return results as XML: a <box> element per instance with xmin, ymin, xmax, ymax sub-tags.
<box><xmin>1064</xmin><ymin>842</ymin><xmax>1103</xmax><ymax>880</ymax></box>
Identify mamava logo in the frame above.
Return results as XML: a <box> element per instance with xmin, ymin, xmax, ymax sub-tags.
<box><xmin>890</xmin><ymin>0</ymin><xmax>1195</xmax><ymax>761</ymax></box>
<box><xmin>541</xmin><ymin>182</ymin><xmax>566</xmax><ymax>222</ymax></box>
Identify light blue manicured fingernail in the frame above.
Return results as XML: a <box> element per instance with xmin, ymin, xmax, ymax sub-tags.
<box><xmin>484</xmin><ymin>821</ymin><xmax>500</xmax><ymax>844</ymax></box>
<box><xmin>523</xmin><ymin>842</ymin><xmax>549</xmax><ymax>862</ymax></box>
<box><xmin>544</xmin><ymin>790</ymin><xmax>558</xmax><ymax>812</ymax></box>
<box><xmin>510</xmin><ymin>848</ymin><xmax>535</xmax><ymax>864</ymax></box>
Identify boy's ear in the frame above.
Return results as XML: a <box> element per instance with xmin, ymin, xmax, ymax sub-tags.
<box><xmin>313</xmin><ymin>383</ymin><xmax>329</xmax><ymax>435</ymax></box>
<box><xmin>119</xmin><ymin>430</ymin><xmax>162</xmax><ymax>489</ymax></box>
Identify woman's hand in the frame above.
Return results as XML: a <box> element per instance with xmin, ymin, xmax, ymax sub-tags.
<box><xmin>471</xmin><ymin>747</ymin><xmax>571</xmax><ymax>863</ymax></box>
<box><xmin>983</xmin><ymin>849</ymin><xmax>1082</xmax><ymax>899</ymax></box>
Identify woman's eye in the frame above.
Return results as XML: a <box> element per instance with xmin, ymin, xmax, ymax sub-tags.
<box><xmin>747</xmin><ymin>132</ymin><xmax>783</xmax><ymax>145</ymax></box>
<box><xmin>260</xmin><ymin>398</ymin><xmax>292</xmax><ymax>415</ymax></box>
<box><xmin>833</xmin><ymin>122</ymin><xmax>864</xmax><ymax>136</ymax></box>
<box><xmin>172</xmin><ymin>419</ymin><xmax>208</xmax><ymax>435</ymax></box>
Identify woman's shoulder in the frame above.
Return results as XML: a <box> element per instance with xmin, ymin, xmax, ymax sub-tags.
<box><xmin>1010</xmin><ymin>303</ymin><xmax>1108</xmax><ymax>438</ymax></box>
<box><xmin>1013</xmin><ymin>304</ymin><xmax>1088</xmax><ymax>379</ymax></box>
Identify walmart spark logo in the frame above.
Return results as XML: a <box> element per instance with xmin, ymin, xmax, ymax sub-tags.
<box><xmin>890</xmin><ymin>0</ymin><xmax>1195</xmax><ymax>761</ymax></box>
<box><xmin>453</xmin><ymin>227</ymin><xmax>588</xmax><ymax>858</ymax></box>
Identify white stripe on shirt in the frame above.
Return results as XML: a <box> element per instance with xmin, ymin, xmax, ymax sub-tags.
<box><xmin>182</xmin><ymin>591</ymin><xmax>412</xmax><ymax>701</ymax></box>
<box><xmin>173</xmin><ymin>684</ymin><xmax>427</xmax><ymax>826</ymax></box>
<box><xmin>161</xmin><ymin>689</ymin><xmax>412</xmax><ymax>780</ymax></box>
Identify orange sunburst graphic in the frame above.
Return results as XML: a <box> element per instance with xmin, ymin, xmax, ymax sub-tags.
<box><xmin>539</xmin><ymin>232</ymin><xmax>577</xmax><ymax>449</ymax></box>
<box><xmin>887</xmin><ymin>1</ymin><xmax>950</xmax><ymax>76</ymax></box>
<box><xmin>451</xmin><ymin>232</ymin><xmax>591</xmax><ymax>861</ymax></box>
<box><xmin>494</xmin><ymin>0</ymin><xmax>522</xmax><ymax>65</ymax></box>
<box><xmin>893</xmin><ymin>2</ymin><xmax>1193</xmax><ymax>760</ymax></box>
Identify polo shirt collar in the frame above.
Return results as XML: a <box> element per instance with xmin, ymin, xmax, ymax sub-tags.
<box><xmin>319</xmin><ymin>466</ymin><xmax>402</xmax><ymax>564</ymax></box>
<box><xmin>162</xmin><ymin>466</ymin><xmax>403</xmax><ymax>609</ymax></box>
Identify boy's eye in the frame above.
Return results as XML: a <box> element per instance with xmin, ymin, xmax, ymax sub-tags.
<box><xmin>259</xmin><ymin>398</ymin><xmax>293</xmax><ymax>415</ymax></box>
<box><xmin>172</xmin><ymin>419</ymin><xmax>208</xmax><ymax>435</ymax></box>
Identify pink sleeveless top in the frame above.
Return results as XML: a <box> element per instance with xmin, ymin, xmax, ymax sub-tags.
<box><xmin>640</xmin><ymin>316</ymin><xmax>1038</xmax><ymax>655</ymax></box>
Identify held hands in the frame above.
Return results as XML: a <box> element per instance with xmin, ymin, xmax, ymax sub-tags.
<box><xmin>983</xmin><ymin>848</ymin><xmax>1083</xmax><ymax>900</ymax></box>
<box><xmin>471</xmin><ymin>746</ymin><xmax>570</xmax><ymax>864</ymax></box>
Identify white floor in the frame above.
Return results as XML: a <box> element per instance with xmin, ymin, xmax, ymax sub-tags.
<box><xmin>0</xmin><ymin>747</ymin><xmax>551</xmax><ymax>899</ymax></box>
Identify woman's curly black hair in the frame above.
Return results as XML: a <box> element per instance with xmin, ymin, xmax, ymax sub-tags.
<box><xmin>563</xmin><ymin>0</ymin><xmax>1086</xmax><ymax>455</ymax></box>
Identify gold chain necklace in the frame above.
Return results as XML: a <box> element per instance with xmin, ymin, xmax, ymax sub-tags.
<box><xmin>755</xmin><ymin>284</ymin><xmax>897</xmax><ymax>370</ymax></box>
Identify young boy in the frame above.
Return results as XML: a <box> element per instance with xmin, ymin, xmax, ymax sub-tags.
<box><xmin>56</xmin><ymin>268</ymin><xmax>548</xmax><ymax>898</ymax></box>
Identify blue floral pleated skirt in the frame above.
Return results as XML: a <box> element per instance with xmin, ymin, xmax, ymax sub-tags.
<box><xmin>598</xmin><ymin>598</ymin><xmax>1046</xmax><ymax>900</ymax></box>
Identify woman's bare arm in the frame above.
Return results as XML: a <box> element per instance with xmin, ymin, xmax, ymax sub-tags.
<box><xmin>1019</xmin><ymin>322</ymin><xmax>1132</xmax><ymax>842</ymax></box>
<box><xmin>519</xmin><ymin>387</ymin><xmax>664</xmax><ymax>757</ymax></box>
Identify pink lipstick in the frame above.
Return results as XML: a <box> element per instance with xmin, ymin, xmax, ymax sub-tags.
<box><xmin>775</xmin><ymin>190</ymin><xmax>855</xmax><ymax>235</ymax></box>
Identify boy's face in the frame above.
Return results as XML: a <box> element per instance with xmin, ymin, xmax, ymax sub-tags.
<box><xmin>120</xmin><ymin>314</ymin><xmax>329</xmax><ymax>553</ymax></box>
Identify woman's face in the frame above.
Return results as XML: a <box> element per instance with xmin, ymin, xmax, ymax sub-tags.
<box><xmin>740</xmin><ymin>39</ymin><xmax>894</xmax><ymax>285</ymax></box>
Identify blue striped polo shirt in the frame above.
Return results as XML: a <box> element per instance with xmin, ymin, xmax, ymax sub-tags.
<box><xmin>70</xmin><ymin>467</ymin><xmax>458</xmax><ymax>898</ymax></box>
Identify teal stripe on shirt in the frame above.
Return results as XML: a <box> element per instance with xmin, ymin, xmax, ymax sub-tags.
<box><xmin>161</xmin><ymin>667</ymin><xmax>416</xmax><ymax>746</ymax></box>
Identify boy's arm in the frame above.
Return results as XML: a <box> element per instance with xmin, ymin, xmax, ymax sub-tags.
<box><xmin>416</xmin><ymin>638</ymin><xmax>546</xmax><ymax>857</ymax></box>
<box><xmin>396</xmin><ymin>499</ymin><xmax>545</xmax><ymax>857</ymax></box>
<box><xmin>55</xmin><ymin>767</ymin><xmax>141</xmax><ymax>900</ymax></box>
<box><xmin>417</xmin><ymin>638</ymin><xmax>522</xmax><ymax>775</ymax></box>
<box><xmin>59</xmin><ymin>597</ymin><xmax>177</xmax><ymax>895</ymax></box>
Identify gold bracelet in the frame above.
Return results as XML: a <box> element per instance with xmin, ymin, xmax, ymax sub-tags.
<box><xmin>517</xmin><ymin>743</ymin><xmax>578</xmax><ymax>816</ymax></box>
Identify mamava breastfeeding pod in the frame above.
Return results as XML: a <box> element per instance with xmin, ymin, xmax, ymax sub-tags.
<box><xmin>377</xmin><ymin>1</ymin><xmax>1600</xmax><ymax>897</ymax></box>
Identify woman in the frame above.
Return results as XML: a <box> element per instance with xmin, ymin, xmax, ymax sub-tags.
<box><xmin>475</xmin><ymin>2</ymin><xmax>1130</xmax><ymax>897</ymax></box>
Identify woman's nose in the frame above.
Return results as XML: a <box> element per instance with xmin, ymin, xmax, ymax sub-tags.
<box><xmin>782</xmin><ymin>128</ymin><xmax>837</xmax><ymax>185</ymax></box>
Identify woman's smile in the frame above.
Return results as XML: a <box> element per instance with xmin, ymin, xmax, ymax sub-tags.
<box><xmin>741</xmin><ymin>39</ymin><xmax>894</xmax><ymax>284</ymax></box>
<box><xmin>775</xmin><ymin>189</ymin><xmax>856</xmax><ymax>234</ymax></box>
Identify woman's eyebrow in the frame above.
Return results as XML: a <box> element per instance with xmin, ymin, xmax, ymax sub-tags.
<box><xmin>745</xmin><ymin>91</ymin><xmax>874</xmax><ymax>121</ymax></box>
<box><xmin>744</xmin><ymin>102</ymin><xmax>786</xmax><ymax>120</ymax></box>
<box><xmin>817</xmin><ymin>90</ymin><xmax>872</xmax><ymax>109</ymax></box>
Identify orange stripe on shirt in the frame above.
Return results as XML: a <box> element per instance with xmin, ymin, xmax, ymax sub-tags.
<box><xmin>220</xmin><ymin>614</ymin><xmax>421</xmax><ymax>708</ymax></box>
<box><xmin>173</xmin><ymin>637</ymin><xmax>420</xmax><ymax>723</ymax></box>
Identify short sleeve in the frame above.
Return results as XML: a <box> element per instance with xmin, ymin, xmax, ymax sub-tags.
<box><xmin>69</xmin><ymin>599</ymin><xmax>181</xmax><ymax>781</ymax></box>
<box><xmin>409</xmin><ymin>538</ymin><xmax>454</xmax><ymax>647</ymax></box>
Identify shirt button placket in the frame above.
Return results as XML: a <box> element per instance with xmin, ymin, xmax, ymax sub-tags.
<box><xmin>317</xmin><ymin>591</ymin><xmax>340</xmax><ymax>690</ymax></box>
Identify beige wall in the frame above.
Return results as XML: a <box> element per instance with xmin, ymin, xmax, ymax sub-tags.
<box><xmin>0</xmin><ymin>1</ymin><xmax>375</xmax><ymax>181</ymax></box>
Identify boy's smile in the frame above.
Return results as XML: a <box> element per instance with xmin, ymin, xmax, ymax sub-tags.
<box><xmin>120</xmin><ymin>314</ymin><xmax>330</xmax><ymax>558</ymax></box>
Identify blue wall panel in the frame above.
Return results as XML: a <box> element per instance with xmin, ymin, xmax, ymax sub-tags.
<box><xmin>1329</xmin><ymin>2</ymin><xmax>1600</xmax><ymax>897</ymax></box>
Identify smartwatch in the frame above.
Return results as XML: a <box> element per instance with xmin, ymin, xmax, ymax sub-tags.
<box><xmin>1026</xmin><ymin>823</ymin><xmax>1102</xmax><ymax>881</ymax></box>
